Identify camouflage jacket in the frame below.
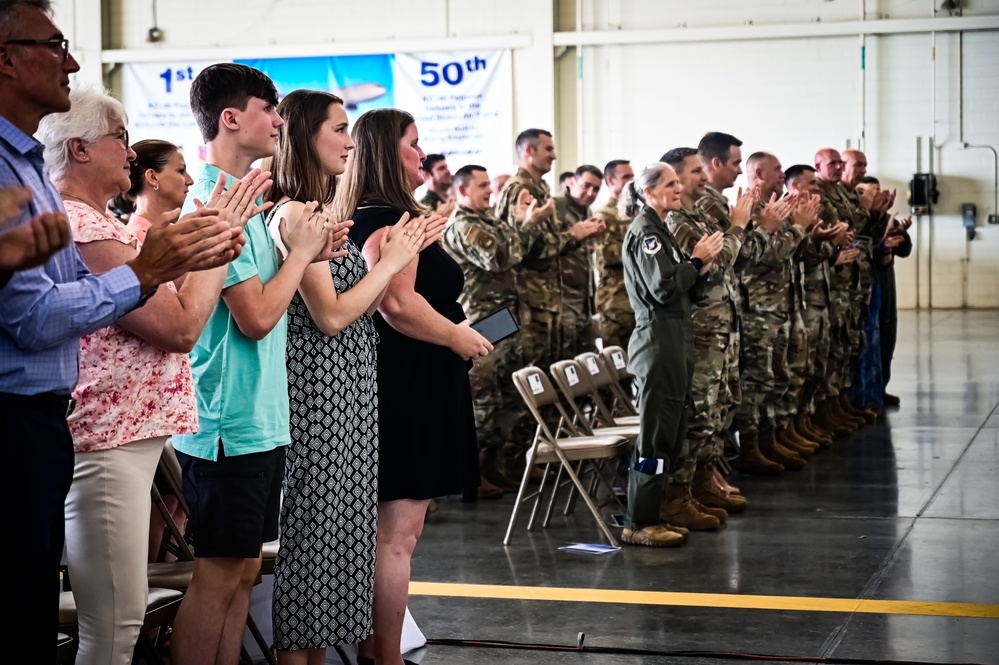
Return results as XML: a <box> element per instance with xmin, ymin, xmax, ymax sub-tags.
<box><xmin>420</xmin><ymin>189</ymin><xmax>443</xmax><ymax>211</ymax></box>
<box><xmin>742</xmin><ymin>200</ymin><xmax>806</xmax><ymax>314</ymax></box>
<box><xmin>592</xmin><ymin>197</ymin><xmax>631</xmax><ymax>317</ymax></box>
<box><xmin>442</xmin><ymin>205</ymin><xmax>524</xmax><ymax>319</ymax></box>
<box><xmin>696</xmin><ymin>185</ymin><xmax>767</xmax><ymax>276</ymax></box>
<box><xmin>493</xmin><ymin>168</ymin><xmax>566</xmax><ymax>312</ymax></box>
<box><xmin>667</xmin><ymin>204</ymin><xmax>745</xmax><ymax>330</ymax></box>
<box><xmin>554</xmin><ymin>194</ymin><xmax>593</xmax><ymax>314</ymax></box>
<box><xmin>798</xmin><ymin>234</ymin><xmax>836</xmax><ymax>308</ymax></box>
<box><xmin>816</xmin><ymin>178</ymin><xmax>873</xmax><ymax>289</ymax></box>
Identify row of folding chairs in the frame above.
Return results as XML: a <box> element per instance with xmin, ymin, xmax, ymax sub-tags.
<box><xmin>504</xmin><ymin>346</ymin><xmax>640</xmax><ymax>548</ymax></box>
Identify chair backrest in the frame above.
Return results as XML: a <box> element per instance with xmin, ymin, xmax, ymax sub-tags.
<box><xmin>598</xmin><ymin>345</ymin><xmax>638</xmax><ymax>417</ymax></box>
<box><xmin>512</xmin><ymin>366</ymin><xmax>584</xmax><ymax>441</ymax></box>
<box><xmin>573</xmin><ymin>352</ymin><xmax>623</xmax><ymax>427</ymax></box>
<box><xmin>549</xmin><ymin>359</ymin><xmax>598</xmax><ymax>436</ymax></box>
<box><xmin>150</xmin><ymin>441</ymin><xmax>195</xmax><ymax>561</ymax></box>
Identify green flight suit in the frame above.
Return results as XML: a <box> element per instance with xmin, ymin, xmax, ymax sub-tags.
<box><xmin>622</xmin><ymin>205</ymin><xmax>702</xmax><ymax>530</ymax></box>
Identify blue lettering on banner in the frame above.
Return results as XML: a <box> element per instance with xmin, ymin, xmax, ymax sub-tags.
<box><xmin>158</xmin><ymin>66</ymin><xmax>195</xmax><ymax>94</ymax></box>
<box><xmin>420</xmin><ymin>55</ymin><xmax>487</xmax><ymax>87</ymax></box>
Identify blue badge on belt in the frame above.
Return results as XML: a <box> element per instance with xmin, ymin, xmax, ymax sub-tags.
<box><xmin>642</xmin><ymin>235</ymin><xmax>661</xmax><ymax>255</ymax></box>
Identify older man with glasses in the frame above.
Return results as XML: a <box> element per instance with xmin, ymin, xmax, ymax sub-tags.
<box><xmin>0</xmin><ymin>1</ymin><xmax>243</xmax><ymax>656</ymax></box>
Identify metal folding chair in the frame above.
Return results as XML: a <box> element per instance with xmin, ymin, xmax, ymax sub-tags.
<box><xmin>504</xmin><ymin>366</ymin><xmax>629</xmax><ymax>546</ymax></box>
<box><xmin>574</xmin><ymin>352</ymin><xmax>640</xmax><ymax>427</ymax></box>
<box><xmin>598</xmin><ymin>345</ymin><xmax>639</xmax><ymax>418</ymax></box>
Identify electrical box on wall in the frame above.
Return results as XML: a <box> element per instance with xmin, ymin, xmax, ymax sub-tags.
<box><xmin>908</xmin><ymin>173</ymin><xmax>939</xmax><ymax>215</ymax></box>
<box><xmin>962</xmin><ymin>203</ymin><xmax>976</xmax><ymax>240</ymax></box>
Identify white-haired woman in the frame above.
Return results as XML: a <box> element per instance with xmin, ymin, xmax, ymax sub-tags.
<box><xmin>617</xmin><ymin>163</ymin><xmax>723</xmax><ymax>548</ymax></box>
<box><xmin>37</xmin><ymin>87</ymin><xmax>265</xmax><ymax>665</ymax></box>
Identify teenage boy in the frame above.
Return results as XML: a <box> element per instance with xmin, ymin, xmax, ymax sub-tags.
<box><xmin>170</xmin><ymin>63</ymin><xmax>344</xmax><ymax>665</ymax></box>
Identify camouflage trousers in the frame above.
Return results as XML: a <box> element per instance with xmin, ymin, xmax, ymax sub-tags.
<box><xmin>826</xmin><ymin>283</ymin><xmax>854</xmax><ymax>398</ymax></box>
<box><xmin>800</xmin><ymin>303</ymin><xmax>831</xmax><ymax>414</ymax></box>
<box><xmin>559</xmin><ymin>297</ymin><xmax>595</xmax><ymax>360</ymax></box>
<box><xmin>519</xmin><ymin>306</ymin><xmax>560</xmax><ymax>370</ymax></box>
<box><xmin>776</xmin><ymin>310</ymin><xmax>808</xmax><ymax>428</ymax></box>
<box><xmin>596</xmin><ymin>307</ymin><xmax>635</xmax><ymax>353</ymax></box>
<box><xmin>672</xmin><ymin>328</ymin><xmax>741</xmax><ymax>485</ymax></box>
<box><xmin>470</xmin><ymin>335</ymin><xmax>530</xmax><ymax>453</ymax></box>
<box><xmin>734</xmin><ymin>311</ymin><xmax>788</xmax><ymax>433</ymax></box>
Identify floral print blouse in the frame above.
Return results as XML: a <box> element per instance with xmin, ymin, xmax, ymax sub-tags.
<box><xmin>65</xmin><ymin>201</ymin><xmax>198</xmax><ymax>452</ymax></box>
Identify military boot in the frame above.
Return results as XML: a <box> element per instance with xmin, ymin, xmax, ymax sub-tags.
<box><xmin>692</xmin><ymin>463</ymin><xmax>747</xmax><ymax>513</ymax></box>
<box><xmin>839</xmin><ymin>393</ymin><xmax>871</xmax><ymax>426</ymax></box>
<box><xmin>621</xmin><ymin>523</ymin><xmax>686</xmax><ymax>548</ymax></box>
<box><xmin>662</xmin><ymin>484</ymin><xmax>720</xmax><ymax>531</ymax></box>
<box><xmin>737</xmin><ymin>430</ymin><xmax>784</xmax><ymax>475</ymax></box>
<box><xmin>760</xmin><ymin>426</ymin><xmax>806</xmax><ymax>470</ymax></box>
<box><xmin>480</xmin><ymin>448</ymin><xmax>520</xmax><ymax>491</ymax></box>
<box><xmin>820</xmin><ymin>398</ymin><xmax>856</xmax><ymax>436</ymax></box>
<box><xmin>780</xmin><ymin>421</ymin><xmax>818</xmax><ymax>456</ymax></box>
<box><xmin>798</xmin><ymin>411</ymin><xmax>833</xmax><ymax>447</ymax></box>
<box><xmin>691</xmin><ymin>495</ymin><xmax>728</xmax><ymax>523</ymax></box>
<box><xmin>829</xmin><ymin>396</ymin><xmax>863</xmax><ymax>431</ymax></box>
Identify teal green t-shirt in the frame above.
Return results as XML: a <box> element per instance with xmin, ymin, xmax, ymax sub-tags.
<box><xmin>171</xmin><ymin>164</ymin><xmax>289</xmax><ymax>461</ymax></box>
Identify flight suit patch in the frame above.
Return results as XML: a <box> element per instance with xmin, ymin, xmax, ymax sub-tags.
<box><xmin>642</xmin><ymin>235</ymin><xmax>662</xmax><ymax>255</ymax></box>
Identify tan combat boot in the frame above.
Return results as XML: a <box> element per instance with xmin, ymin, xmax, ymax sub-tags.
<box><xmin>480</xmin><ymin>448</ymin><xmax>520</xmax><ymax>491</ymax></box>
<box><xmin>737</xmin><ymin>430</ymin><xmax>784</xmax><ymax>475</ymax></box>
<box><xmin>839</xmin><ymin>393</ymin><xmax>871</xmax><ymax>425</ymax></box>
<box><xmin>662</xmin><ymin>484</ymin><xmax>720</xmax><ymax>531</ymax></box>
<box><xmin>621</xmin><ymin>523</ymin><xmax>686</xmax><ymax>547</ymax></box>
<box><xmin>798</xmin><ymin>411</ymin><xmax>833</xmax><ymax>447</ymax></box>
<box><xmin>780</xmin><ymin>421</ymin><xmax>818</xmax><ymax>456</ymax></box>
<box><xmin>760</xmin><ymin>427</ymin><xmax>806</xmax><ymax>470</ymax></box>
<box><xmin>692</xmin><ymin>463</ymin><xmax>747</xmax><ymax>513</ymax></box>
<box><xmin>829</xmin><ymin>396</ymin><xmax>863</xmax><ymax>431</ymax></box>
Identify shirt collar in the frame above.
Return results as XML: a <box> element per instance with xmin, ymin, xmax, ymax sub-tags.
<box><xmin>0</xmin><ymin>115</ymin><xmax>44</xmax><ymax>158</ymax></box>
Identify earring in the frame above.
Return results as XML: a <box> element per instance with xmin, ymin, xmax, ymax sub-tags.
<box><xmin>153</xmin><ymin>184</ymin><xmax>159</xmax><ymax>191</ymax></box>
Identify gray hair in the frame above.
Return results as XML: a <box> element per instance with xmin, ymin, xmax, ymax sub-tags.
<box><xmin>618</xmin><ymin>162</ymin><xmax>671</xmax><ymax>219</ymax></box>
<box><xmin>36</xmin><ymin>87</ymin><xmax>127</xmax><ymax>184</ymax></box>
<box><xmin>0</xmin><ymin>1</ymin><xmax>53</xmax><ymax>41</ymax></box>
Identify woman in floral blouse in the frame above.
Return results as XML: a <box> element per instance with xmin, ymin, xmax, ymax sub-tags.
<box><xmin>37</xmin><ymin>87</ymin><xmax>266</xmax><ymax>665</ymax></box>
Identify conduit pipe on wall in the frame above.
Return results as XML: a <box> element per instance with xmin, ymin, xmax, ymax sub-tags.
<box><xmin>576</xmin><ymin>0</ymin><xmax>584</xmax><ymax>175</ymax></box>
<box><xmin>860</xmin><ymin>0</ymin><xmax>867</xmax><ymax>150</ymax></box>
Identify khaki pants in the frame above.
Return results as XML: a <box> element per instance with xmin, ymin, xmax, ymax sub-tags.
<box><xmin>64</xmin><ymin>436</ymin><xmax>167</xmax><ymax>665</ymax></box>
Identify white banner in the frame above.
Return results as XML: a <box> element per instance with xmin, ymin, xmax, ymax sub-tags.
<box><xmin>121</xmin><ymin>61</ymin><xmax>216</xmax><ymax>171</ymax></box>
<box><xmin>393</xmin><ymin>50</ymin><xmax>513</xmax><ymax>175</ymax></box>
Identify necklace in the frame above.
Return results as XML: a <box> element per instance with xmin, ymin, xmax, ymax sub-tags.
<box><xmin>60</xmin><ymin>191</ymin><xmax>100</xmax><ymax>210</ymax></box>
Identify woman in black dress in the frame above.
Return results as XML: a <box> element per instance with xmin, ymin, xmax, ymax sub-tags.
<box><xmin>332</xmin><ymin>109</ymin><xmax>492</xmax><ymax>665</ymax></box>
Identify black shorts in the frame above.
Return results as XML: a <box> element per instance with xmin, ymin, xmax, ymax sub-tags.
<box><xmin>176</xmin><ymin>443</ymin><xmax>285</xmax><ymax>558</ymax></box>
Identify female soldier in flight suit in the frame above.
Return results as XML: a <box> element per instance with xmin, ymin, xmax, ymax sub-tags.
<box><xmin>619</xmin><ymin>163</ymin><xmax>723</xmax><ymax>547</ymax></box>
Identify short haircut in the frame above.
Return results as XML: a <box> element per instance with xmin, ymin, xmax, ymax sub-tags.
<box><xmin>784</xmin><ymin>164</ymin><xmax>816</xmax><ymax>182</ymax></box>
<box><xmin>603</xmin><ymin>159</ymin><xmax>630</xmax><ymax>180</ymax></box>
<box><xmin>36</xmin><ymin>86</ymin><xmax>126</xmax><ymax>184</ymax></box>
<box><xmin>745</xmin><ymin>151</ymin><xmax>773</xmax><ymax>173</ymax></box>
<box><xmin>453</xmin><ymin>164</ymin><xmax>487</xmax><ymax>188</ymax></box>
<box><xmin>422</xmin><ymin>153</ymin><xmax>446</xmax><ymax>173</ymax></box>
<box><xmin>515</xmin><ymin>128</ymin><xmax>552</xmax><ymax>157</ymax></box>
<box><xmin>698</xmin><ymin>132</ymin><xmax>743</xmax><ymax>165</ymax></box>
<box><xmin>660</xmin><ymin>147</ymin><xmax>699</xmax><ymax>174</ymax></box>
<box><xmin>0</xmin><ymin>1</ymin><xmax>52</xmax><ymax>41</ymax></box>
<box><xmin>558</xmin><ymin>171</ymin><xmax>574</xmax><ymax>185</ymax></box>
<box><xmin>859</xmin><ymin>175</ymin><xmax>881</xmax><ymax>185</ymax></box>
<box><xmin>574</xmin><ymin>164</ymin><xmax>602</xmax><ymax>180</ymax></box>
<box><xmin>190</xmin><ymin>63</ymin><xmax>279</xmax><ymax>143</ymax></box>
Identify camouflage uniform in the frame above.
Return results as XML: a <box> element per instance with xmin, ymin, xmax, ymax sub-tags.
<box><xmin>442</xmin><ymin>205</ymin><xmax>528</xmax><ymax>454</ymax></box>
<box><xmin>798</xmin><ymin>234</ymin><xmax>837</xmax><ymax>415</ymax></box>
<box><xmin>667</xmin><ymin>204</ymin><xmax>746</xmax><ymax>485</ymax></box>
<box><xmin>592</xmin><ymin>197</ymin><xmax>635</xmax><ymax>350</ymax></box>
<box><xmin>816</xmin><ymin>179</ymin><xmax>868</xmax><ymax>398</ymax></box>
<box><xmin>555</xmin><ymin>194</ymin><xmax>596</xmax><ymax>359</ymax></box>
<box><xmin>494</xmin><ymin>168</ymin><xmax>564</xmax><ymax>369</ymax></box>
<box><xmin>732</xmin><ymin>212</ymin><xmax>807</xmax><ymax>435</ymax></box>
<box><xmin>420</xmin><ymin>189</ymin><xmax>443</xmax><ymax>211</ymax></box>
<box><xmin>775</xmin><ymin>226</ymin><xmax>810</xmax><ymax>429</ymax></box>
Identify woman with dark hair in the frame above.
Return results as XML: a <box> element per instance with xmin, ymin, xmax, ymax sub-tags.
<box><xmin>110</xmin><ymin>139</ymin><xmax>194</xmax><ymax>242</ymax></box>
<box><xmin>266</xmin><ymin>90</ymin><xmax>439</xmax><ymax>665</ymax></box>
<box><xmin>333</xmin><ymin>108</ymin><xmax>491</xmax><ymax>665</ymax></box>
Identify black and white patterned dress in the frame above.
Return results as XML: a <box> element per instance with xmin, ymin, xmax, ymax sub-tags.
<box><xmin>272</xmin><ymin>237</ymin><xmax>379</xmax><ymax>650</ymax></box>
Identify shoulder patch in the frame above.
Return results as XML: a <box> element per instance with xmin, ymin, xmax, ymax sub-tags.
<box><xmin>642</xmin><ymin>235</ymin><xmax>662</xmax><ymax>255</ymax></box>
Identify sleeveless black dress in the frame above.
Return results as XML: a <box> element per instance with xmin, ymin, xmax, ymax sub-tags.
<box><xmin>349</xmin><ymin>203</ymin><xmax>479</xmax><ymax>501</ymax></box>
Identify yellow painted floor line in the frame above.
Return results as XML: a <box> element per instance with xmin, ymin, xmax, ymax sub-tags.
<box><xmin>409</xmin><ymin>582</ymin><xmax>999</xmax><ymax>619</ymax></box>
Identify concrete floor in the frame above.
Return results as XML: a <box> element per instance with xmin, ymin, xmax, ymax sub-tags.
<box><xmin>406</xmin><ymin>310</ymin><xmax>999</xmax><ymax>665</ymax></box>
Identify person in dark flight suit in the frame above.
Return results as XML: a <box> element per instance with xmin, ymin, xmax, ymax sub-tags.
<box><xmin>619</xmin><ymin>163</ymin><xmax>723</xmax><ymax>548</ymax></box>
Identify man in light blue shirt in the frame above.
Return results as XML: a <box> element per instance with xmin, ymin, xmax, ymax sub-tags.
<box><xmin>0</xmin><ymin>2</ymin><xmax>243</xmax><ymax>654</ymax></box>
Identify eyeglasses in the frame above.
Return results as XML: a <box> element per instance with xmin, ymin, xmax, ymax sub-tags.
<box><xmin>3</xmin><ymin>38</ymin><xmax>71</xmax><ymax>61</ymax></box>
<box><xmin>102</xmin><ymin>129</ymin><xmax>130</xmax><ymax>149</ymax></box>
